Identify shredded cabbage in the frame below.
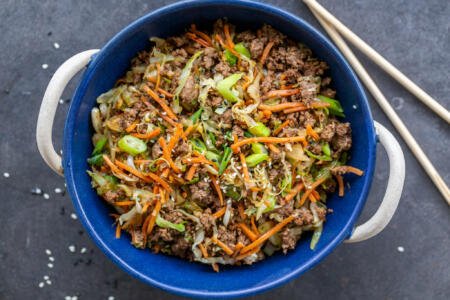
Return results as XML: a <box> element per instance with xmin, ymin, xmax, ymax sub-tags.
<box><xmin>173</xmin><ymin>51</ymin><xmax>203</xmax><ymax>113</ymax></box>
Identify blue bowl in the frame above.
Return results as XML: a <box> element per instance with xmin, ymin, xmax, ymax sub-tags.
<box><xmin>63</xmin><ymin>0</ymin><xmax>376</xmax><ymax>298</ymax></box>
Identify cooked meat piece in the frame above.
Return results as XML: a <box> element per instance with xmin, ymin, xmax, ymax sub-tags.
<box><xmin>180</xmin><ymin>75</ymin><xmax>199</xmax><ymax>111</ymax></box>
<box><xmin>151</xmin><ymin>142</ymin><xmax>163</xmax><ymax>159</ymax></box>
<box><xmin>281</xmin><ymin>228</ymin><xmax>297</xmax><ymax>253</ymax></box>
<box><xmin>189</xmin><ymin>180</ymin><xmax>216</xmax><ymax>207</ymax></box>
<box><xmin>293</xmin><ymin>207</ymin><xmax>314</xmax><ymax>226</ymax></box>
<box><xmin>250</xmin><ymin>38</ymin><xmax>266</xmax><ymax>59</ymax></box>
<box><xmin>171</xmin><ymin>237</ymin><xmax>190</xmax><ymax>257</ymax></box>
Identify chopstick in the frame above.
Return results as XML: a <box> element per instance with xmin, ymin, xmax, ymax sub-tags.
<box><xmin>303</xmin><ymin>0</ymin><xmax>450</xmax><ymax>124</ymax></box>
<box><xmin>304</xmin><ymin>2</ymin><xmax>450</xmax><ymax>205</ymax></box>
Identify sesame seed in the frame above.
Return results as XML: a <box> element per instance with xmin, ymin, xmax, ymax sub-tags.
<box><xmin>65</xmin><ymin>297</ymin><xmax>71</xmax><ymax>300</ymax></box>
<box><xmin>108</xmin><ymin>297</ymin><xmax>115</xmax><ymax>300</ymax></box>
<box><xmin>352</xmin><ymin>104</ymin><xmax>357</xmax><ymax>109</ymax></box>
<box><xmin>47</xmin><ymin>263</ymin><xmax>54</xmax><ymax>268</ymax></box>
<box><xmin>43</xmin><ymin>193</ymin><xmax>50</xmax><ymax>199</ymax></box>
<box><xmin>45</xmin><ymin>249</ymin><xmax>52</xmax><ymax>255</ymax></box>
<box><xmin>49</xmin><ymin>256</ymin><xmax>55</xmax><ymax>262</ymax></box>
<box><xmin>80</xmin><ymin>247</ymin><xmax>87</xmax><ymax>254</ymax></box>
<box><xmin>42</xmin><ymin>64</ymin><xmax>48</xmax><ymax>69</ymax></box>
<box><xmin>46</xmin><ymin>280</ymin><xmax>52</xmax><ymax>285</ymax></box>
<box><xmin>68</xmin><ymin>245</ymin><xmax>76</xmax><ymax>253</ymax></box>
<box><xmin>3</xmin><ymin>172</ymin><xmax>9</xmax><ymax>178</ymax></box>
<box><xmin>70</xmin><ymin>213</ymin><xmax>78</xmax><ymax>220</ymax></box>
<box><xmin>53</xmin><ymin>42</ymin><xmax>60</xmax><ymax>49</ymax></box>
<box><xmin>54</xmin><ymin>188</ymin><xmax>62</xmax><ymax>193</ymax></box>
<box><xmin>43</xmin><ymin>275</ymin><xmax>49</xmax><ymax>280</ymax></box>
<box><xmin>59</xmin><ymin>99</ymin><xmax>65</xmax><ymax>104</ymax></box>
<box><xmin>72</xmin><ymin>296</ymin><xmax>78</xmax><ymax>300</ymax></box>
<box><xmin>397</xmin><ymin>246</ymin><xmax>405</xmax><ymax>253</ymax></box>
<box><xmin>32</xmin><ymin>187</ymin><xmax>43</xmax><ymax>195</ymax></box>
<box><xmin>38</xmin><ymin>282</ymin><xmax>45</xmax><ymax>288</ymax></box>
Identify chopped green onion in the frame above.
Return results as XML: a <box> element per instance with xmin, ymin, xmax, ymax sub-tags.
<box><xmin>190</xmin><ymin>138</ymin><xmax>207</xmax><ymax>154</ymax></box>
<box><xmin>234</xmin><ymin>42</ymin><xmax>251</xmax><ymax>58</ymax></box>
<box><xmin>87</xmin><ymin>154</ymin><xmax>103</xmax><ymax>166</ymax></box>
<box><xmin>92</xmin><ymin>136</ymin><xmax>107</xmax><ymax>155</ymax></box>
<box><xmin>87</xmin><ymin>171</ymin><xmax>117</xmax><ymax>195</ymax></box>
<box><xmin>245</xmin><ymin>153</ymin><xmax>269</xmax><ymax>167</ymax></box>
<box><xmin>185</xmin><ymin>178</ymin><xmax>200</xmax><ymax>185</ymax></box>
<box><xmin>318</xmin><ymin>95</ymin><xmax>345</xmax><ymax>117</ymax></box>
<box><xmin>190</xmin><ymin>108</ymin><xmax>203</xmax><ymax>123</ymax></box>
<box><xmin>173</xmin><ymin>51</ymin><xmax>203</xmax><ymax>113</ymax></box>
<box><xmin>208</xmin><ymin>132</ymin><xmax>216</xmax><ymax>145</ymax></box>
<box><xmin>322</xmin><ymin>143</ymin><xmax>331</xmax><ymax>157</ymax></box>
<box><xmin>205</xmin><ymin>151</ymin><xmax>221</xmax><ymax>164</ymax></box>
<box><xmin>304</xmin><ymin>149</ymin><xmax>332</xmax><ymax>161</ymax></box>
<box><xmin>118</xmin><ymin>135</ymin><xmax>147</xmax><ymax>156</ymax></box>
<box><xmin>243</xmin><ymin>131</ymin><xmax>254</xmax><ymax>138</ymax></box>
<box><xmin>216</xmin><ymin>73</ymin><xmax>243</xmax><ymax>103</ymax></box>
<box><xmin>249</xmin><ymin>122</ymin><xmax>271</xmax><ymax>137</ymax></box>
<box><xmin>224</xmin><ymin>49</ymin><xmax>237</xmax><ymax>66</ymax></box>
<box><xmin>156</xmin><ymin>215</ymin><xmax>185</xmax><ymax>232</ymax></box>
<box><xmin>251</xmin><ymin>143</ymin><xmax>268</xmax><ymax>154</ymax></box>
<box><xmin>310</xmin><ymin>225</ymin><xmax>323</xmax><ymax>250</ymax></box>
<box><xmin>218</xmin><ymin>147</ymin><xmax>232</xmax><ymax>175</ymax></box>
<box><xmin>224</xmin><ymin>131</ymin><xmax>234</xmax><ymax>142</ymax></box>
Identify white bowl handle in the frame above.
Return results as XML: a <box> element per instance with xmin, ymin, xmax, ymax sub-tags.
<box><xmin>345</xmin><ymin>121</ymin><xmax>405</xmax><ymax>243</ymax></box>
<box><xmin>36</xmin><ymin>49</ymin><xmax>100</xmax><ymax>176</ymax></box>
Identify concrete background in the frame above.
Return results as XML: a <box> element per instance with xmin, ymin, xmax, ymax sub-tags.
<box><xmin>1</xmin><ymin>0</ymin><xmax>449</xmax><ymax>299</ymax></box>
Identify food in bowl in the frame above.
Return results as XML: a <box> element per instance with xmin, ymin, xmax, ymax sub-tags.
<box><xmin>87</xmin><ymin>20</ymin><xmax>363</xmax><ymax>269</ymax></box>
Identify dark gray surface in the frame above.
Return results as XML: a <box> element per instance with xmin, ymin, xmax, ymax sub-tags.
<box><xmin>1</xmin><ymin>0</ymin><xmax>449</xmax><ymax>299</ymax></box>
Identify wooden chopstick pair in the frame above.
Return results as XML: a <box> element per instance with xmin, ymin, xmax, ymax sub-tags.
<box><xmin>303</xmin><ymin>0</ymin><xmax>450</xmax><ymax>204</ymax></box>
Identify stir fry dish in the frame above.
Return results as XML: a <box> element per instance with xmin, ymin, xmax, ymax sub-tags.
<box><xmin>87</xmin><ymin>20</ymin><xmax>363</xmax><ymax>269</ymax></box>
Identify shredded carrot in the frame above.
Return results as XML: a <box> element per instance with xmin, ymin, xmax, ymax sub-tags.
<box><xmin>238</xmin><ymin>223</ymin><xmax>258</xmax><ymax>241</ymax></box>
<box><xmin>211</xmin><ymin>236</ymin><xmax>234</xmax><ymax>256</ymax></box>
<box><xmin>142</xmin><ymin>201</ymin><xmax>153</xmax><ymax>214</ymax></box>
<box><xmin>198</xmin><ymin>243</ymin><xmax>209</xmax><ymax>258</ymax></box>
<box><xmin>146</xmin><ymin>171</ymin><xmax>172</xmax><ymax>192</ymax></box>
<box><xmin>283</xmin><ymin>102</ymin><xmax>330</xmax><ymax>114</ymax></box>
<box><xmin>212</xmin><ymin>263</ymin><xmax>219</xmax><ymax>272</ymax></box>
<box><xmin>212</xmin><ymin>207</ymin><xmax>227</xmax><ymax>219</ymax></box>
<box><xmin>133</xmin><ymin>159</ymin><xmax>153</xmax><ymax>165</ymax></box>
<box><xmin>155</xmin><ymin>63</ymin><xmax>161</xmax><ymax>90</ymax></box>
<box><xmin>157</xmin><ymin>110</ymin><xmax>178</xmax><ymax>127</ymax></box>
<box><xmin>250</xmin><ymin>216</ymin><xmax>260</xmax><ymax>235</ymax></box>
<box><xmin>158</xmin><ymin>87</ymin><xmax>173</xmax><ymax>98</ymax></box>
<box><xmin>332</xmin><ymin>166</ymin><xmax>364</xmax><ymax>176</ymax></box>
<box><xmin>153</xmin><ymin>244</ymin><xmax>161</xmax><ymax>254</ymax></box>
<box><xmin>141</xmin><ymin>213</ymin><xmax>152</xmax><ymax>245</ymax></box>
<box><xmin>312</xmin><ymin>190</ymin><xmax>320</xmax><ymax>199</ymax></box>
<box><xmin>142</xmin><ymin>85</ymin><xmax>178</xmax><ymax>120</ymax></box>
<box><xmin>238</xmin><ymin>203</ymin><xmax>246</xmax><ymax>220</ymax></box>
<box><xmin>306</xmin><ymin>124</ymin><xmax>320</xmax><ymax>141</ymax></box>
<box><xmin>336</xmin><ymin>175</ymin><xmax>345</xmax><ymax>197</ymax></box>
<box><xmin>239</xmin><ymin>153</ymin><xmax>250</xmax><ymax>183</ymax></box>
<box><xmin>236</xmin><ymin>245</ymin><xmax>261</xmax><ymax>261</ymax></box>
<box><xmin>131</xmin><ymin>128</ymin><xmax>161</xmax><ymax>139</ymax></box>
<box><xmin>158</xmin><ymin>137</ymin><xmax>181</xmax><ymax>173</ymax></box>
<box><xmin>209</xmin><ymin>174</ymin><xmax>224</xmax><ymax>206</ymax></box>
<box><xmin>260</xmin><ymin>41</ymin><xmax>274</xmax><ymax>65</ymax></box>
<box><xmin>114</xmin><ymin>200</ymin><xmax>135</xmax><ymax>206</ymax></box>
<box><xmin>125</xmin><ymin>121</ymin><xmax>138</xmax><ymax>133</ymax></box>
<box><xmin>233</xmin><ymin>134</ymin><xmax>238</xmax><ymax>144</ymax></box>
<box><xmin>285</xmin><ymin>183</ymin><xmax>304</xmax><ymax>203</ymax></box>
<box><xmin>214</xmin><ymin>34</ymin><xmax>239</xmax><ymax>56</ymax></box>
<box><xmin>115</xmin><ymin>223</ymin><xmax>121</xmax><ymax>239</ymax></box>
<box><xmin>161</xmin><ymin>168</ymin><xmax>170</xmax><ymax>178</ymax></box>
<box><xmin>185</xmin><ymin>164</ymin><xmax>198</xmax><ymax>181</ymax></box>
<box><xmin>273</xmin><ymin>119</ymin><xmax>291</xmax><ymax>135</ymax></box>
<box><xmin>262</xmin><ymin>89</ymin><xmax>301</xmax><ymax>100</ymax></box>
<box><xmin>182</xmin><ymin>124</ymin><xmax>196</xmax><ymax>139</ymax></box>
<box><xmin>231</xmin><ymin>136</ymin><xmax>306</xmax><ymax>153</ymax></box>
<box><xmin>240</xmin><ymin>215</ymin><xmax>295</xmax><ymax>254</ymax></box>
<box><xmin>242</xmin><ymin>75</ymin><xmax>252</xmax><ymax>91</ymax></box>
<box><xmin>267</xmin><ymin>144</ymin><xmax>280</xmax><ymax>154</ymax></box>
<box><xmin>115</xmin><ymin>160</ymin><xmax>153</xmax><ymax>183</ymax></box>
<box><xmin>183</xmin><ymin>156</ymin><xmax>217</xmax><ymax>169</ymax></box>
<box><xmin>146</xmin><ymin>199</ymin><xmax>161</xmax><ymax>235</ymax></box>
<box><xmin>190</xmin><ymin>24</ymin><xmax>212</xmax><ymax>45</ymax></box>
<box><xmin>299</xmin><ymin>177</ymin><xmax>328</xmax><ymax>206</ymax></box>
<box><xmin>167</xmin><ymin>124</ymin><xmax>183</xmax><ymax>153</ymax></box>
<box><xmin>308</xmin><ymin>193</ymin><xmax>317</xmax><ymax>202</ymax></box>
<box><xmin>102</xmin><ymin>155</ymin><xmax>127</xmax><ymax>177</ymax></box>
<box><xmin>262</xmin><ymin>109</ymin><xmax>272</xmax><ymax>118</ymax></box>
<box><xmin>233</xmin><ymin>242</ymin><xmax>245</xmax><ymax>257</ymax></box>
<box><xmin>186</xmin><ymin>32</ymin><xmax>211</xmax><ymax>47</ymax></box>
<box><xmin>181</xmin><ymin>191</ymin><xmax>187</xmax><ymax>198</ymax></box>
<box><xmin>223</xmin><ymin>24</ymin><xmax>234</xmax><ymax>48</ymax></box>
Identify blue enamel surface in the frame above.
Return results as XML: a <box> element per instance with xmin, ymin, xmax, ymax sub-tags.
<box><xmin>63</xmin><ymin>0</ymin><xmax>376</xmax><ymax>298</ymax></box>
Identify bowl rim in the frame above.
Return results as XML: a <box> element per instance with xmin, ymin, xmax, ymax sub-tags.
<box><xmin>63</xmin><ymin>0</ymin><xmax>376</xmax><ymax>298</ymax></box>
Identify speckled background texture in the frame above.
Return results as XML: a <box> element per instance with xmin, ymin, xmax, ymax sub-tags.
<box><xmin>1</xmin><ymin>0</ymin><xmax>449</xmax><ymax>299</ymax></box>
